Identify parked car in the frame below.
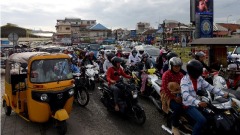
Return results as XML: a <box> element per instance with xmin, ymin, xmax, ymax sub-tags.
<box><xmin>101</xmin><ymin>45</ymin><xmax>116</xmax><ymax>54</ymax></box>
<box><xmin>230</xmin><ymin>46</ymin><xmax>240</xmax><ymax>63</ymax></box>
<box><xmin>78</xmin><ymin>43</ymin><xmax>89</xmax><ymax>50</ymax></box>
<box><xmin>144</xmin><ymin>48</ymin><xmax>160</xmax><ymax>67</ymax></box>
<box><xmin>88</xmin><ymin>44</ymin><xmax>101</xmax><ymax>57</ymax></box>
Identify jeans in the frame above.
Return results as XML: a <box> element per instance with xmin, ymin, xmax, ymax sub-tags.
<box><xmin>185</xmin><ymin>106</ymin><xmax>207</xmax><ymax>135</ymax></box>
<box><xmin>109</xmin><ymin>84</ymin><xmax>121</xmax><ymax>104</ymax></box>
<box><xmin>170</xmin><ymin>100</ymin><xmax>183</xmax><ymax>127</ymax></box>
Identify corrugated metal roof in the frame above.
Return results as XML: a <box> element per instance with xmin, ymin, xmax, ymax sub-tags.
<box><xmin>213</xmin><ymin>24</ymin><xmax>228</xmax><ymax>31</ymax></box>
<box><xmin>89</xmin><ymin>23</ymin><xmax>108</xmax><ymax>30</ymax></box>
<box><xmin>190</xmin><ymin>38</ymin><xmax>240</xmax><ymax>45</ymax></box>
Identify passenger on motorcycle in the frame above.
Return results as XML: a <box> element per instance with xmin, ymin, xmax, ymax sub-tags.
<box><xmin>106</xmin><ymin>57</ymin><xmax>132</xmax><ymax>111</ymax></box>
<box><xmin>69</xmin><ymin>55</ymin><xmax>80</xmax><ymax>73</ymax></box>
<box><xmin>81</xmin><ymin>51</ymin><xmax>97</xmax><ymax>66</ymax></box>
<box><xmin>162</xmin><ymin>52</ymin><xmax>186</xmax><ymax>75</ymax></box>
<box><xmin>156</xmin><ymin>49</ymin><xmax>167</xmax><ymax>75</ymax></box>
<box><xmin>226</xmin><ymin>64</ymin><xmax>240</xmax><ymax>90</ymax></box>
<box><xmin>160</xmin><ymin>57</ymin><xmax>184</xmax><ymax>135</ymax></box>
<box><xmin>136</xmin><ymin>53</ymin><xmax>153</xmax><ymax>93</ymax></box>
<box><xmin>103</xmin><ymin>52</ymin><xmax>115</xmax><ymax>73</ymax></box>
<box><xmin>181</xmin><ymin>60</ymin><xmax>228</xmax><ymax>135</ymax></box>
<box><xmin>128</xmin><ymin>49</ymin><xmax>140</xmax><ymax>65</ymax></box>
<box><xmin>195</xmin><ymin>51</ymin><xmax>218</xmax><ymax>72</ymax></box>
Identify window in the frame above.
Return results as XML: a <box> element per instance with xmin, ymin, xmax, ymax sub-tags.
<box><xmin>66</xmin><ymin>27</ymin><xmax>70</xmax><ymax>30</ymax></box>
<box><xmin>87</xmin><ymin>21</ymin><xmax>90</xmax><ymax>24</ymax></box>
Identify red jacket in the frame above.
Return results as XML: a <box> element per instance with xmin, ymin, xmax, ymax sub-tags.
<box><xmin>227</xmin><ymin>74</ymin><xmax>240</xmax><ymax>89</ymax></box>
<box><xmin>106</xmin><ymin>67</ymin><xmax>131</xmax><ymax>85</ymax></box>
<box><xmin>161</xmin><ymin>70</ymin><xmax>184</xmax><ymax>99</ymax></box>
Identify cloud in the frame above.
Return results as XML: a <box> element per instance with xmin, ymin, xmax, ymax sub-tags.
<box><xmin>1</xmin><ymin>0</ymin><xmax>240</xmax><ymax>31</ymax></box>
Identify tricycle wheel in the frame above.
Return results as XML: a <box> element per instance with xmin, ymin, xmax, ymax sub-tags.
<box><xmin>3</xmin><ymin>100</ymin><xmax>11</xmax><ymax>116</ymax></box>
<box><xmin>57</xmin><ymin>120</ymin><xmax>67</xmax><ymax>135</ymax></box>
<box><xmin>76</xmin><ymin>87</ymin><xmax>89</xmax><ymax>107</ymax></box>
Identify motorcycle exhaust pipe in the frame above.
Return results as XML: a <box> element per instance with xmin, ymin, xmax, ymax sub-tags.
<box><xmin>149</xmin><ymin>96</ymin><xmax>162</xmax><ymax>111</ymax></box>
<box><xmin>161</xmin><ymin>125</ymin><xmax>172</xmax><ymax>134</ymax></box>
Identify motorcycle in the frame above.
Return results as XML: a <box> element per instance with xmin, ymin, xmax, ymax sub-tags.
<box><xmin>129</xmin><ymin>67</ymin><xmax>163</xmax><ymax>112</ymax></box>
<box><xmin>83</xmin><ymin>62</ymin><xmax>99</xmax><ymax>90</ymax></box>
<box><xmin>162</xmin><ymin>90</ymin><xmax>240</xmax><ymax>135</ymax></box>
<box><xmin>73</xmin><ymin>73</ymin><xmax>90</xmax><ymax>107</ymax></box>
<box><xmin>98</xmin><ymin>77</ymin><xmax>146</xmax><ymax>125</ymax></box>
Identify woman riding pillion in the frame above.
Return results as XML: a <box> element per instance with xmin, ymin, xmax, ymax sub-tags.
<box><xmin>180</xmin><ymin>60</ymin><xmax>228</xmax><ymax>135</ymax></box>
<box><xmin>106</xmin><ymin>57</ymin><xmax>132</xmax><ymax>111</ymax></box>
<box><xmin>160</xmin><ymin>57</ymin><xmax>184</xmax><ymax>135</ymax></box>
<box><xmin>128</xmin><ymin>49</ymin><xmax>140</xmax><ymax>66</ymax></box>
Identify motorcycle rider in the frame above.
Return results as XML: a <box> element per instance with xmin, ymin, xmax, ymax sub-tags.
<box><xmin>160</xmin><ymin>57</ymin><xmax>184</xmax><ymax>135</ymax></box>
<box><xmin>106</xmin><ymin>57</ymin><xmax>132</xmax><ymax>111</ymax></box>
<box><xmin>128</xmin><ymin>49</ymin><xmax>141</xmax><ymax>65</ymax></box>
<box><xmin>195</xmin><ymin>51</ymin><xmax>217</xmax><ymax>72</ymax></box>
<box><xmin>181</xmin><ymin>60</ymin><xmax>228</xmax><ymax>135</ymax></box>
<box><xmin>81</xmin><ymin>51</ymin><xmax>97</xmax><ymax>66</ymax></box>
<box><xmin>137</xmin><ymin>49</ymin><xmax>145</xmax><ymax>59</ymax></box>
<box><xmin>103</xmin><ymin>52</ymin><xmax>115</xmax><ymax>73</ymax></box>
<box><xmin>136</xmin><ymin>53</ymin><xmax>153</xmax><ymax>94</ymax></box>
<box><xmin>116</xmin><ymin>48</ymin><xmax>123</xmax><ymax>58</ymax></box>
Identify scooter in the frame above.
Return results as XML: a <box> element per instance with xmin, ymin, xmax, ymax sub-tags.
<box><xmin>98</xmin><ymin>78</ymin><xmax>146</xmax><ymax>125</ymax></box>
<box><xmin>131</xmin><ymin>68</ymin><xmax>163</xmax><ymax>111</ymax></box>
<box><xmin>73</xmin><ymin>73</ymin><xmax>89</xmax><ymax>107</ymax></box>
<box><xmin>162</xmin><ymin>90</ymin><xmax>240</xmax><ymax>135</ymax></box>
<box><xmin>83</xmin><ymin>62</ymin><xmax>99</xmax><ymax>90</ymax></box>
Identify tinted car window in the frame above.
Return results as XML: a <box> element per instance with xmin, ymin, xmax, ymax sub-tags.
<box><xmin>233</xmin><ymin>46</ymin><xmax>240</xmax><ymax>54</ymax></box>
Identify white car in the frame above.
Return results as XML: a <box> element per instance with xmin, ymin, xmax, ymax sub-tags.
<box><xmin>229</xmin><ymin>46</ymin><xmax>240</xmax><ymax>63</ymax></box>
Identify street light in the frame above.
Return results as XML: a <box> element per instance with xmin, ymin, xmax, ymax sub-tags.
<box><xmin>227</xmin><ymin>15</ymin><xmax>232</xmax><ymax>36</ymax></box>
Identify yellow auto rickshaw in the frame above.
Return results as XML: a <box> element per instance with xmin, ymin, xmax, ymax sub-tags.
<box><xmin>2</xmin><ymin>52</ymin><xmax>74</xmax><ymax>135</ymax></box>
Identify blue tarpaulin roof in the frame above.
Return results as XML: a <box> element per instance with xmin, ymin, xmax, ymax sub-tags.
<box><xmin>89</xmin><ymin>23</ymin><xmax>108</xmax><ymax>30</ymax></box>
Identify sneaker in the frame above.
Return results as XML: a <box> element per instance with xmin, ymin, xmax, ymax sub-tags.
<box><xmin>172</xmin><ymin>126</ymin><xmax>180</xmax><ymax>135</ymax></box>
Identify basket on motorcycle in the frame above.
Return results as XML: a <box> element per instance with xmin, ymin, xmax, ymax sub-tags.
<box><xmin>147</xmin><ymin>68</ymin><xmax>156</xmax><ymax>74</ymax></box>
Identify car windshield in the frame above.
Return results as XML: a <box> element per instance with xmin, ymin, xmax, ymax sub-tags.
<box><xmin>104</xmin><ymin>45</ymin><xmax>115</xmax><ymax>50</ymax></box>
<box><xmin>89</xmin><ymin>44</ymin><xmax>100</xmax><ymax>51</ymax></box>
<box><xmin>30</xmin><ymin>59</ymin><xmax>73</xmax><ymax>83</ymax></box>
<box><xmin>233</xmin><ymin>47</ymin><xmax>240</xmax><ymax>54</ymax></box>
<box><xmin>78</xmin><ymin>44</ymin><xmax>88</xmax><ymax>49</ymax></box>
<box><xmin>145</xmin><ymin>49</ymin><xmax>159</xmax><ymax>56</ymax></box>
<box><xmin>122</xmin><ymin>48</ymin><xmax>131</xmax><ymax>52</ymax></box>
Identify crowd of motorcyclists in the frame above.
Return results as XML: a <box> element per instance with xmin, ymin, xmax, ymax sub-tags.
<box><xmin>4</xmin><ymin>43</ymin><xmax>240</xmax><ymax>135</ymax></box>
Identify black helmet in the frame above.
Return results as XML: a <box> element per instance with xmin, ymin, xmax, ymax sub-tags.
<box><xmin>195</xmin><ymin>51</ymin><xmax>206</xmax><ymax>60</ymax></box>
<box><xmin>107</xmin><ymin>52</ymin><xmax>115</xmax><ymax>62</ymax></box>
<box><xmin>139</xmin><ymin>50</ymin><xmax>144</xmax><ymax>55</ymax></box>
<box><xmin>111</xmin><ymin>57</ymin><xmax>122</xmax><ymax>67</ymax></box>
<box><xmin>169</xmin><ymin>57</ymin><xmax>183</xmax><ymax>70</ymax></box>
<box><xmin>141</xmin><ymin>53</ymin><xmax>149</xmax><ymax>60</ymax></box>
<box><xmin>132</xmin><ymin>49</ymin><xmax>137</xmax><ymax>55</ymax></box>
<box><xmin>166</xmin><ymin>52</ymin><xmax>178</xmax><ymax>61</ymax></box>
<box><xmin>187</xmin><ymin>60</ymin><xmax>203</xmax><ymax>79</ymax></box>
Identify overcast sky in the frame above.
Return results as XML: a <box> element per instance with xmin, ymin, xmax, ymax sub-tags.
<box><xmin>1</xmin><ymin>0</ymin><xmax>240</xmax><ymax>32</ymax></box>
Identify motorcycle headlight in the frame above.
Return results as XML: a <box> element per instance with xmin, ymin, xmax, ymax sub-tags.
<box><xmin>40</xmin><ymin>94</ymin><xmax>48</xmax><ymax>101</ymax></box>
<box><xmin>68</xmin><ymin>89</ymin><xmax>74</xmax><ymax>96</ymax></box>
<box><xmin>132</xmin><ymin>91</ymin><xmax>138</xmax><ymax>99</ymax></box>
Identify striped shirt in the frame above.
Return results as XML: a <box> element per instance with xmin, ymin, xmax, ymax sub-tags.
<box><xmin>181</xmin><ymin>74</ymin><xmax>224</xmax><ymax>107</ymax></box>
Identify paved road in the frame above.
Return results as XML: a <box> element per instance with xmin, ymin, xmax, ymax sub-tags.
<box><xmin>1</xmin><ymin>72</ymin><xmax>169</xmax><ymax>135</ymax></box>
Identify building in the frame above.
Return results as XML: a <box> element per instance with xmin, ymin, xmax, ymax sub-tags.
<box><xmin>89</xmin><ymin>23</ymin><xmax>111</xmax><ymax>43</ymax></box>
<box><xmin>136</xmin><ymin>22</ymin><xmax>151</xmax><ymax>34</ymax></box>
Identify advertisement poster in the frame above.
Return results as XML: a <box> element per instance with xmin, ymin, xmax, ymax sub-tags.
<box><xmin>195</xmin><ymin>0</ymin><xmax>213</xmax><ymax>15</ymax></box>
<box><xmin>200</xmin><ymin>14</ymin><xmax>213</xmax><ymax>38</ymax></box>
<box><xmin>130</xmin><ymin>30</ymin><xmax>137</xmax><ymax>37</ymax></box>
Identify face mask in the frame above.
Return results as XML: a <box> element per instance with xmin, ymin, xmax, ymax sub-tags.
<box><xmin>132</xmin><ymin>53</ymin><xmax>137</xmax><ymax>56</ymax></box>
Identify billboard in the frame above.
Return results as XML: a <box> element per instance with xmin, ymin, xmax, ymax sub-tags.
<box><xmin>195</xmin><ymin>0</ymin><xmax>213</xmax><ymax>14</ymax></box>
<box><xmin>190</xmin><ymin>0</ymin><xmax>214</xmax><ymax>24</ymax></box>
<box><xmin>199</xmin><ymin>14</ymin><xmax>213</xmax><ymax>38</ymax></box>
<box><xmin>130</xmin><ymin>30</ymin><xmax>137</xmax><ymax>37</ymax></box>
